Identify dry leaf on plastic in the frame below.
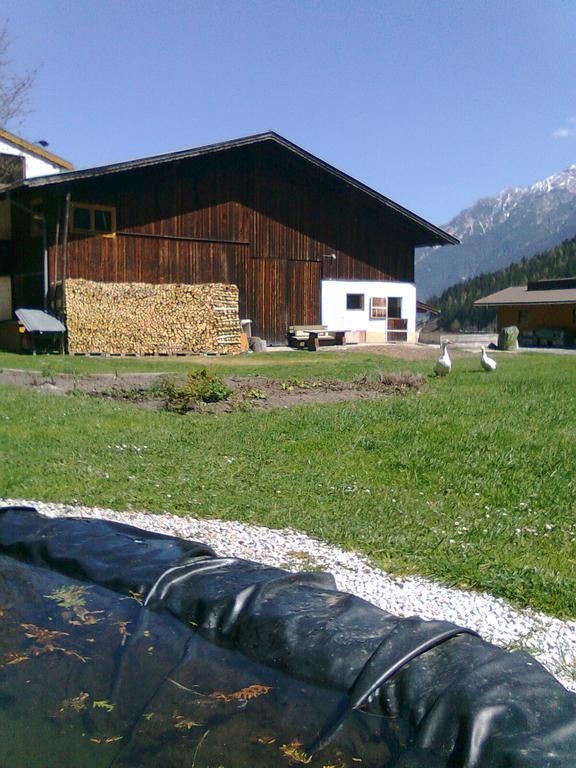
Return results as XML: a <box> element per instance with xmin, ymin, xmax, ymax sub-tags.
<box><xmin>60</xmin><ymin>692</ymin><xmax>89</xmax><ymax>713</ymax></box>
<box><xmin>174</xmin><ymin>715</ymin><xmax>205</xmax><ymax>729</ymax></box>
<box><xmin>279</xmin><ymin>740</ymin><xmax>312</xmax><ymax>764</ymax></box>
<box><xmin>208</xmin><ymin>684</ymin><xmax>272</xmax><ymax>702</ymax></box>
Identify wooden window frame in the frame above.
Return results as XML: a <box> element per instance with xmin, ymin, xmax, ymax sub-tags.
<box><xmin>70</xmin><ymin>202</ymin><xmax>116</xmax><ymax>235</ymax></box>
<box><xmin>369</xmin><ymin>297</ymin><xmax>387</xmax><ymax>319</ymax></box>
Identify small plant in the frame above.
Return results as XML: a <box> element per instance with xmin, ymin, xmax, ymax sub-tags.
<box><xmin>40</xmin><ymin>363</ymin><xmax>56</xmax><ymax>385</ymax></box>
<box><xmin>162</xmin><ymin>369</ymin><xmax>232</xmax><ymax>412</ymax></box>
<box><xmin>230</xmin><ymin>386</ymin><xmax>268</xmax><ymax>412</ymax></box>
<box><xmin>186</xmin><ymin>369</ymin><xmax>232</xmax><ymax>403</ymax></box>
<box><xmin>246</xmin><ymin>387</ymin><xmax>266</xmax><ymax>400</ymax></box>
<box><xmin>281</xmin><ymin>378</ymin><xmax>319</xmax><ymax>391</ymax></box>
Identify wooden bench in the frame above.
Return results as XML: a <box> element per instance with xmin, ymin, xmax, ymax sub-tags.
<box><xmin>287</xmin><ymin>325</ymin><xmax>346</xmax><ymax>351</ymax></box>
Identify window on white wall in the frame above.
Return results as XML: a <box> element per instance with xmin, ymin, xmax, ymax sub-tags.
<box><xmin>0</xmin><ymin>153</ymin><xmax>24</xmax><ymax>186</ymax></box>
<box><xmin>388</xmin><ymin>297</ymin><xmax>402</xmax><ymax>318</ymax></box>
<box><xmin>370</xmin><ymin>297</ymin><xmax>387</xmax><ymax>319</ymax></box>
<box><xmin>346</xmin><ymin>293</ymin><xmax>364</xmax><ymax>310</ymax></box>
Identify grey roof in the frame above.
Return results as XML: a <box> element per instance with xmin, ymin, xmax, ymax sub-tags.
<box><xmin>4</xmin><ymin>132</ymin><xmax>458</xmax><ymax>247</ymax></box>
<box><xmin>475</xmin><ymin>285</ymin><xmax>576</xmax><ymax>307</ymax></box>
<box><xmin>416</xmin><ymin>300</ymin><xmax>440</xmax><ymax>314</ymax></box>
<box><xmin>15</xmin><ymin>309</ymin><xmax>66</xmax><ymax>333</ymax></box>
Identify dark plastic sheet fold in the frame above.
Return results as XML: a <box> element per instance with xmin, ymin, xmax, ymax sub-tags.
<box><xmin>0</xmin><ymin>505</ymin><xmax>575</xmax><ymax>767</ymax></box>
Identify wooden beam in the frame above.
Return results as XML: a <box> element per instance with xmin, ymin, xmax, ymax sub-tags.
<box><xmin>116</xmin><ymin>231</ymin><xmax>250</xmax><ymax>246</ymax></box>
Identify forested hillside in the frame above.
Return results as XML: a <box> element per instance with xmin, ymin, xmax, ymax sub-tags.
<box><xmin>431</xmin><ymin>236</ymin><xmax>576</xmax><ymax>331</ymax></box>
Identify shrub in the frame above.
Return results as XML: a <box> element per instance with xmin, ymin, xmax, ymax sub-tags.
<box><xmin>162</xmin><ymin>369</ymin><xmax>232</xmax><ymax>412</ymax></box>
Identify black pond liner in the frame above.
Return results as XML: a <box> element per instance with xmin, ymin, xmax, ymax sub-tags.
<box><xmin>0</xmin><ymin>506</ymin><xmax>575</xmax><ymax>768</ymax></box>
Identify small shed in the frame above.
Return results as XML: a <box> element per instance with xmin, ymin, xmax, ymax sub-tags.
<box><xmin>474</xmin><ymin>277</ymin><xmax>576</xmax><ymax>346</ymax></box>
<box><xmin>0</xmin><ymin>308</ymin><xmax>66</xmax><ymax>353</ymax></box>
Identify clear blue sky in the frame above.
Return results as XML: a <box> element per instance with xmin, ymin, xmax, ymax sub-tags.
<box><xmin>3</xmin><ymin>0</ymin><xmax>576</xmax><ymax>224</ymax></box>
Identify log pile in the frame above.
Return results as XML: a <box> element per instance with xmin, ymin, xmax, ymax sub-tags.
<box><xmin>66</xmin><ymin>279</ymin><xmax>241</xmax><ymax>355</ymax></box>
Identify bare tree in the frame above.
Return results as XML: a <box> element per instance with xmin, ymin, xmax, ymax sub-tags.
<box><xmin>0</xmin><ymin>22</ymin><xmax>35</xmax><ymax>129</ymax></box>
<box><xmin>0</xmin><ymin>23</ymin><xmax>36</xmax><ymax>185</ymax></box>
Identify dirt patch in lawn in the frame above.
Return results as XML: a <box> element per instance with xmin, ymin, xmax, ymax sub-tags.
<box><xmin>344</xmin><ymin>343</ymin><xmax>472</xmax><ymax>361</ymax></box>
<box><xmin>0</xmin><ymin>369</ymin><xmax>427</xmax><ymax>413</ymax></box>
<box><xmin>348</xmin><ymin>344</ymin><xmax>439</xmax><ymax>361</ymax></box>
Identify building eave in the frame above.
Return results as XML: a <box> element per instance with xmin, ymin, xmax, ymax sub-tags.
<box><xmin>475</xmin><ymin>286</ymin><xmax>576</xmax><ymax>307</ymax></box>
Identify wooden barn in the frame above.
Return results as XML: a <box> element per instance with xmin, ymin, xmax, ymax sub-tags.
<box><xmin>0</xmin><ymin>132</ymin><xmax>457</xmax><ymax>353</ymax></box>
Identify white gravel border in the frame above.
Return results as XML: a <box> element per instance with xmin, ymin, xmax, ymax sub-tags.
<box><xmin>1</xmin><ymin>497</ymin><xmax>575</xmax><ymax>693</ymax></box>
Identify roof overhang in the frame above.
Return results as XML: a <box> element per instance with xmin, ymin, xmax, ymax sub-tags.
<box><xmin>475</xmin><ymin>285</ymin><xmax>576</xmax><ymax>307</ymax></box>
<box><xmin>3</xmin><ymin>132</ymin><xmax>458</xmax><ymax>248</ymax></box>
<box><xmin>416</xmin><ymin>300</ymin><xmax>440</xmax><ymax>314</ymax></box>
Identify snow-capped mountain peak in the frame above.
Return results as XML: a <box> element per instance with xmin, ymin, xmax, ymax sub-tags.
<box><xmin>416</xmin><ymin>164</ymin><xmax>576</xmax><ymax>299</ymax></box>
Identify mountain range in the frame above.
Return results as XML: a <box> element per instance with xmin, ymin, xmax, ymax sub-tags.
<box><xmin>416</xmin><ymin>164</ymin><xmax>576</xmax><ymax>300</ymax></box>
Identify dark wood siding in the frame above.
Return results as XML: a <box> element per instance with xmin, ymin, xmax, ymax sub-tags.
<box><xmin>11</xmin><ymin>142</ymin><xmax>415</xmax><ymax>343</ymax></box>
<box><xmin>7</xmin><ymin>199</ymin><xmax>44</xmax><ymax>309</ymax></box>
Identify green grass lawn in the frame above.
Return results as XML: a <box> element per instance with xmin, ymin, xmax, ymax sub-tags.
<box><xmin>0</xmin><ymin>348</ymin><xmax>427</xmax><ymax>378</ymax></box>
<box><xmin>0</xmin><ymin>350</ymin><xmax>575</xmax><ymax>618</ymax></box>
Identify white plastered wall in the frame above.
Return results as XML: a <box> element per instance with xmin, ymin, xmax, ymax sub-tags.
<box><xmin>321</xmin><ymin>279</ymin><xmax>416</xmax><ymax>342</ymax></box>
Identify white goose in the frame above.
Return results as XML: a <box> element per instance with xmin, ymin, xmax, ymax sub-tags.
<box><xmin>433</xmin><ymin>341</ymin><xmax>451</xmax><ymax>376</ymax></box>
<box><xmin>480</xmin><ymin>345</ymin><xmax>497</xmax><ymax>372</ymax></box>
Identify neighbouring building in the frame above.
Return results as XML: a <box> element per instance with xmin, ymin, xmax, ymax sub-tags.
<box><xmin>0</xmin><ymin>128</ymin><xmax>74</xmax><ymax>185</ymax></box>
<box><xmin>474</xmin><ymin>277</ymin><xmax>576</xmax><ymax>346</ymax></box>
<box><xmin>0</xmin><ymin>132</ymin><xmax>456</xmax><ymax>353</ymax></box>
<box><xmin>0</xmin><ymin>129</ymin><xmax>73</xmax><ymax>325</ymax></box>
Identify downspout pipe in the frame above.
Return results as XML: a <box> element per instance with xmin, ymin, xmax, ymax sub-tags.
<box><xmin>61</xmin><ymin>192</ymin><xmax>71</xmax><ymax>316</ymax></box>
<box><xmin>42</xmin><ymin>214</ymin><xmax>48</xmax><ymax>311</ymax></box>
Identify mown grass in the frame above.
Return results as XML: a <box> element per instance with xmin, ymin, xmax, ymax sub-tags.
<box><xmin>0</xmin><ymin>351</ymin><xmax>575</xmax><ymax>618</ymax></box>
<box><xmin>0</xmin><ymin>349</ymin><xmax>428</xmax><ymax>379</ymax></box>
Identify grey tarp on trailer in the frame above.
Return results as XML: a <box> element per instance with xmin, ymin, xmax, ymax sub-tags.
<box><xmin>14</xmin><ymin>308</ymin><xmax>66</xmax><ymax>333</ymax></box>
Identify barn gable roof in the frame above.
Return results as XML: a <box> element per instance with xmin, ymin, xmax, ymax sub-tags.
<box><xmin>5</xmin><ymin>131</ymin><xmax>457</xmax><ymax>247</ymax></box>
<box><xmin>475</xmin><ymin>282</ymin><xmax>576</xmax><ymax>306</ymax></box>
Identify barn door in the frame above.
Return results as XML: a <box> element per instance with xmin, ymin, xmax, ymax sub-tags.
<box><xmin>246</xmin><ymin>257</ymin><xmax>321</xmax><ymax>344</ymax></box>
<box><xmin>288</xmin><ymin>260</ymin><xmax>321</xmax><ymax>328</ymax></box>
<box><xmin>246</xmin><ymin>257</ymin><xmax>289</xmax><ymax>344</ymax></box>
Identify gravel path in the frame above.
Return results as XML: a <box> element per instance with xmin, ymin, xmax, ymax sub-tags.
<box><xmin>2</xmin><ymin>497</ymin><xmax>575</xmax><ymax>692</ymax></box>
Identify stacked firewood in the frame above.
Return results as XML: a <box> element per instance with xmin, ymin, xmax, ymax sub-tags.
<box><xmin>65</xmin><ymin>279</ymin><xmax>241</xmax><ymax>355</ymax></box>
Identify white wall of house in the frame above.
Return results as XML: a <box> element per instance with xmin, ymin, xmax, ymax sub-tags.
<box><xmin>321</xmin><ymin>279</ymin><xmax>416</xmax><ymax>342</ymax></box>
<box><xmin>0</xmin><ymin>137</ymin><xmax>63</xmax><ymax>178</ymax></box>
